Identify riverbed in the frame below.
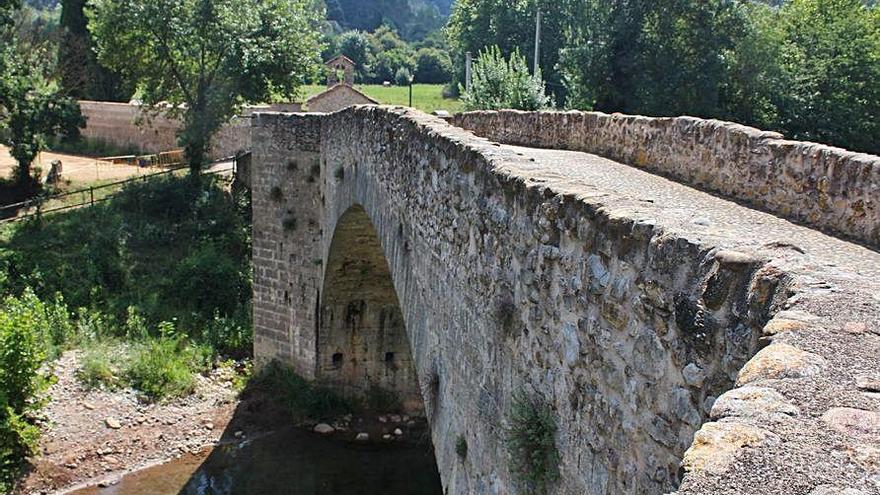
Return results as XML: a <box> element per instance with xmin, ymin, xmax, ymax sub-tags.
<box><xmin>69</xmin><ymin>427</ymin><xmax>442</xmax><ymax>495</ymax></box>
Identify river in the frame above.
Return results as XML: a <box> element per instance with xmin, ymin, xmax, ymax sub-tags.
<box><xmin>70</xmin><ymin>427</ymin><xmax>443</xmax><ymax>495</ymax></box>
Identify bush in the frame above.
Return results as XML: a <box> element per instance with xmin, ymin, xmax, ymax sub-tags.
<box><xmin>461</xmin><ymin>46</ymin><xmax>552</xmax><ymax>111</ymax></box>
<box><xmin>76</xmin><ymin>340</ymin><xmax>128</xmax><ymax>390</ymax></box>
<box><xmin>415</xmin><ymin>48</ymin><xmax>452</xmax><ymax>84</ymax></box>
<box><xmin>507</xmin><ymin>392</ymin><xmax>559</xmax><ymax>494</ymax></box>
<box><xmin>0</xmin><ymin>290</ymin><xmax>66</xmax><ymax>489</ymax></box>
<box><xmin>125</xmin><ymin>322</ymin><xmax>212</xmax><ymax>400</ymax></box>
<box><xmin>247</xmin><ymin>361</ymin><xmax>351</xmax><ymax>421</ymax></box>
<box><xmin>0</xmin><ymin>175</ymin><xmax>253</xmax><ymax>358</ymax></box>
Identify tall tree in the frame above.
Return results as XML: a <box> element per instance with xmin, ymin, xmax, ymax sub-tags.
<box><xmin>59</xmin><ymin>0</ymin><xmax>129</xmax><ymax>101</ymax></box>
<box><xmin>0</xmin><ymin>50</ymin><xmax>84</xmax><ymax>191</ymax></box>
<box><xmin>88</xmin><ymin>0</ymin><xmax>325</xmax><ymax>175</ymax></box>
<box><xmin>560</xmin><ymin>0</ymin><xmax>746</xmax><ymax>116</ymax></box>
<box><xmin>773</xmin><ymin>0</ymin><xmax>880</xmax><ymax>153</ymax></box>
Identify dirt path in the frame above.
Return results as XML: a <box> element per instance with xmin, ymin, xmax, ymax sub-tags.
<box><xmin>0</xmin><ymin>147</ymin><xmax>148</xmax><ymax>189</ymax></box>
<box><xmin>15</xmin><ymin>352</ymin><xmax>242</xmax><ymax>495</ymax></box>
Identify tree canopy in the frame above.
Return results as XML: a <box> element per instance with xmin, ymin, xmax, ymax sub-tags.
<box><xmin>88</xmin><ymin>0</ymin><xmax>324</xmax><ymax>173</ymax></box>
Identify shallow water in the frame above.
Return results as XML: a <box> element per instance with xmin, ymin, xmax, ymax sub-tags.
<box><xmin>70</xmin><ymin>428</ymin><xmax>443</xmax><ymax>495</ymax></box>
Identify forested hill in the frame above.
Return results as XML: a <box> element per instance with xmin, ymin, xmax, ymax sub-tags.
<box><xmin>325</xmin><ymin>0</ymin><xmax>451</xmax><ymax>39</ymax></box>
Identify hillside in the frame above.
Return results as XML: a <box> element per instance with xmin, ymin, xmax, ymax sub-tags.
<box><xmin>326</xmin><ymin>0</ymin><xmax>450</xmax><ymax>39</ymax></box>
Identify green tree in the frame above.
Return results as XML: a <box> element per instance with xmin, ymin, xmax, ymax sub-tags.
<box><xmin>88</xmin><ymin>0</ymin><xmax>324</xmax><ymax>175</ymax></box>
<box><xmin>372</xmin><ymin>47</ymin><xmax>415</xmax><ymax>82</ymax></box>
<box><xmin>59</xmin><ymin>0</ymin><xmax>129</xmax><ymax>101</ymax></box>
<box><xmin>461</xmin><ymin>45</ymin><xmax>551</xmax><ymax>111</ymax></box>
<box><xmin>0</xmin><ymin>46</ymin><xmax>83</xmax><ymax>192</ymax></box>
<box><xmin>773</xmin><ymin>0</ymin><xmax>880</xmax><ymax>152</ymax></box>
<box><xmin>414</xmin><ymin>47</ymin><xmax>452</xmax><ymax>83</ymax></box>
<box><xmin>337</xmin><ymin>30</ymin><xmax>371</xmax><ymax>80</ymax></box>
<box><xmin>560</xmin><ymin>0</ymin><xmax>746</xmax><ymax>117</ymax></box>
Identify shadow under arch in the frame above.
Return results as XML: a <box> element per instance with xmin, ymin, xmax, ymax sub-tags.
<box><xmin>318</xmin><ymin>204</ymin><xmax>423</xmax><ymax>414</ymax></box>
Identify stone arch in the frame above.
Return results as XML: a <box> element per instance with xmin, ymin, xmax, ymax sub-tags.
<box><xmin>317</xmin><ymin>204</ymin><xmax>423</xmax><ymax>414</ymax></box>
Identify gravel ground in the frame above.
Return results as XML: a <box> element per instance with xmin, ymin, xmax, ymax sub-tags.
<box><xmin>15</xmin><ymin>352</ymin><xmax>241</xmax><ymax>495</ymax></box>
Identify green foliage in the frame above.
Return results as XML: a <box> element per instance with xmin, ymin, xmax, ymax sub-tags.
<box><xmin>455</xmin><ymin>434</ymin><xmax>468</xmax><ymax>460</ymax></box>
<box><xmin>507</xmin><ymin>392</ymin><xmax>558</xmax><ymax>494</ymax></box>
<box><xmin>87</xmin><ymin>0</ymin><xmax>324</xmax><ymax>173</ymax></box>
<box><xmin>461</xmin><ymin>46</ymin><xmax>551</xmax><ymax>111</ymax></box>
<box><xmin>326</xmin><ymin>0</ymin><xmax>446</xmax><ymax>41</ymax></box>
<box><xmin>0</xmin><ymin>175</ymin><xmax>253</xmax><ymax>353</ymax></box>
<box><xmin>771</xmin><ymin>0</ymin><xmax>880</xmax><ymax>152</ymax></box>
<box><xmin>336</xmin><ymin>30</ymin><xmax>371</xmax><ymax>80</ymax></box>
<box><xmin>0</xmin><ymin>289</ymin><xmax>67</xmax><ymax>490</ymax></box>
<box><xmin>414</xmin><ymin>47</ymin><xmax>452</xmax><ymax>83</ymax></box>
<box><xmin>59</xmin><ymin>0</ymin><xmax>130</xmax><ymax>101</ymax></box>
<box><xmin>76</xmin><ymin>339</ymin><xmax>127</xmax><ymax>390</ymax></box>
<box><xmin>247</xmin><ymin>361</ymin><xmax>352</xmax><ymax>420</ymax></box>
<box><xmin>373</xmin><ymin>47</ymin><xmax>416</xmax><ymax>83</ymax></box>
<box><xmin>0</xmin><ymin>47</ymin><xmax>84</xmax><ymax>191</ymax></box>
<box><xmin>446</xmin><ymin>0</ymin><xmax>568</xmax><ymax>101</ymax></box>
<box><xmin>126</xmin><ymin>330</ymin><xmax>212</xmax><ymax>401</ymax></box>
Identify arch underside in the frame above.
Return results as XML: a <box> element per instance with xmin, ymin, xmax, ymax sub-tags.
<box><xmin>318</xmin><ymin>205</ymin><xmax>423</xmax><ymax>414</ymax></box>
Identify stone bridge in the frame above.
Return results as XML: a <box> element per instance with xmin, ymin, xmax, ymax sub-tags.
<box><xmin>250</xmin><ymin>107</ymin><xmax>880</xmax><ymax>495</ymax></box>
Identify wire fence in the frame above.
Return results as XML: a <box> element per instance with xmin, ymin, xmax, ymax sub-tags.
<box><xmin>0</xmin><ymin>156</ymin><xmax>238</xmax><ymax>224</ymax></box>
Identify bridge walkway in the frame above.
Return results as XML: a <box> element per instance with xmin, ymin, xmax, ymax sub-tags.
<box><xmin>495</xmin><ymin>144</ymin><xmax>880</xmax><ymax>280</ymax></box>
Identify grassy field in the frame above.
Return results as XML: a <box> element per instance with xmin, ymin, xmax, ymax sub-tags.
<box><xmin>299</xmin><ymin>83</ymin><xmax>463</xmax><ymax>114</ymax></box>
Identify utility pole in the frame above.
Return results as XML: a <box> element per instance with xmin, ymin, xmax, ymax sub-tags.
<box><xmin>533</xmin><ymin>8</ymin><xmax>542</xmax><ymax>75</ymax></box>
<box><xmin>465</xmin><ymin>51</ymin><xmax>473</xmax><ymax>93</ymax></box>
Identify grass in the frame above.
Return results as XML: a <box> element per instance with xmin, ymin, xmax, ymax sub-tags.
<box><xmin>298</xmin><ymin>84</ymin><xmax>463</xmax><ymax>114</ymax></box>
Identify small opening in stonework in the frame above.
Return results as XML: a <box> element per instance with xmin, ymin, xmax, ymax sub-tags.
<box><xmin>385</xmin><ymin>352</ymin><xmax>395</xmax><ymax>364</ymax></box>
<box><xmin>332</xmin><ymin>353</ymin><xmax>343</xmax><ymax>369</ymax></box>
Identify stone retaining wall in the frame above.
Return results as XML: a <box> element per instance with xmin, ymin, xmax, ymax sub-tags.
<box><xmin>78</xmin><ymin>100</ymin><xmax>301</xmax><ymax>160</ymax></box>
<box><xmin>451</xmin><ymin>111</ymin><xmax>880</xmax><ymax>247</ymax></box>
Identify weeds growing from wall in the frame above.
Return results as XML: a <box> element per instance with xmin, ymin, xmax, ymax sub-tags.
<box><xmin>456</xmin><ymin>435</ymin><xmax>468</xmax><ymax>461</ymax></box>
<box><xmin>507</xmin><ymin>392</ymin><xmax>559</xmax><ymax>494</ymax></box>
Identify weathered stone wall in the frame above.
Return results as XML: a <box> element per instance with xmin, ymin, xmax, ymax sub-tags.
<box><xmin>251</xmin><ymin>108</ymin><xmax>799</xmax><ymax>494</ymax></box>
<box><xmin>451</xmin><ymin>111</ymin><xmax>880</xmax><ymax>247</ymax></box>
<box><xmin>78</xmin><ymin>100</ymin><xmax>302</xmax><ymax>159</ymax></box>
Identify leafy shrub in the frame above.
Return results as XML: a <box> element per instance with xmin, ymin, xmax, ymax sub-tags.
<box><xmin>0</xmin><ymin>290</ymin><xmax>64</xmax><ymax>489</ymax></box>
<box><xmin>247</xmin><ymin>361</ymin><xmax>351</xmax><ymax>420</ymax></box>
<box><xmin>415</xmin><ymin>48</ymin><xmax>453</xmax><ymax>84</ymax></box>
<box><xmin>202</xmin><ymin>312</ymin><xmax>252</xmax><ymax>360</ymax></box>
<box><xmin>507</xmin><ymin>392</ymin><xmax>559</xmax><ymax>494</ymax></box>
<box><xmin>167</xmin><ymin>243</ymin><xmax>247</xmax><ymax>320</ymax></box>
<box><xmin>125</xmin><ymin>322</ymin><xmax>212</xmax><ymax>401</ymax></box>
<box><xmin>461</xmin><ymin>46</ymin><xmax>552</xmax><ymax>111</ymax></box>
<box><xmin>76</xmin><ymin>341</ymin><xmax>128</xmax><ymax>390</ymax></box>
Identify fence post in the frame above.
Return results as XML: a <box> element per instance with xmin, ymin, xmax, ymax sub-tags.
<box><xmin>90</xmin><ymin>187</ymin><xmax>94</xmax><ymax>206</ymax></box>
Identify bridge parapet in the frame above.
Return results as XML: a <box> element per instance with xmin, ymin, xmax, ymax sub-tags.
<box><xmin>453</xmin><ymin>110</ymin><xmax>880</xmax><ymax>248</ymax></box>
<box><xmin>251</xmin><ymin>106</ymin><xmax>880</xmax><ymax>495</ymax></box>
